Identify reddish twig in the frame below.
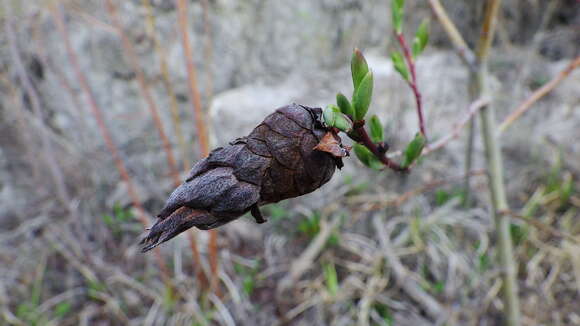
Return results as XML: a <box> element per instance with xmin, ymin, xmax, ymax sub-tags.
<box><xmin>175</xmin><ymin>0</ymin><xmax>219</xmax><ymax>294</ymax></box>
<box><xmin>51</xmin><ymin>4</ymin><xmax>172</xmax><ymax>285</ymax></box>
<box><xmin>200</xmin><ymin>0</ymin><xmax>214</xmax><ymax>101</ymax></box>
<box><xmin>395</xmin><ymin>33</ymin><xmax>426</xmax><ymax>138</ymax></box>
<box><xmin>105</xmin><ymin>0</ymin><xmax>180</xmax><ymax>186</ymax></box>
<box><xmin>176</xmin><ymin>0</ymin><xmax>210</xmax><ymax>155</ymax></box>
<box><xmin>142</xmin><ymin>0</ymin><xmax>190</xmax><ymax>172</ymax></box>
<box><xmin>353</xmin><ymin>125</ymin><xmax>409</xmax><ymax>172</ymax></box>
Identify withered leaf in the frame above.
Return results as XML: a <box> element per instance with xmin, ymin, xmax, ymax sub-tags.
<box><xmin>313</xmin><ymin>131</ymin><xmax>351</xmax><ymax>158</ymax></box>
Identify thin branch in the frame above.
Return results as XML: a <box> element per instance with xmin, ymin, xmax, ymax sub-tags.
<box><xmin>500</xmin><ymin>210</ymin><xmax>579</xmax><ymax>244</ymax></box>
<box><xmin>4</xmin><ymin>5</ymin><xmax>71</xmax><ymax>209</ymax></box>
<box><xmin>476</xmin><ymin>0</ymin><xmax>502</xmax><ymax>63</ymax></box>
<box><xmin>105</xmin><ymin>0</ymin><xmax>180</xmax><ymax>186</ymax></box>
<box><xmin>141</xmin><ymin>0</ymin><xmax>206</xmax><ymax>289</ymax></box>
<box><xmin>51</xmin><ymin>4</ymin><xmax>172</xmax><ymax>286</ymax></box>
<box><xmin>142</xmin><ymin>0</ymin><xmax>190</xmax><ymax>172</ymax></box>
<box><xmin>423</xmin><ymin>98</ymin><xmax>490</xmax><ymax>154</ymax></box>
<box><xmin>176</xmin><ymin>0</ymin><xmax>210</xmax><ymax>155</ymax></box>
<box><xmin>499</xmin><ymin>55</ymin><xmax>580</xmax><ymax>133</ymax></box>
<box><xmin>175</xmin><ymin>0</ymin><xmax>219</xmax><ymax>294</ymax></box>
<box><xmin>427</xmin><ymin>0</ymin><xmax>476</xmax><ymax>69</ymax></box>
<box><xmin>384</xmin><ymin>98</ymin><xmax>489</xmax><ymax>159</ymax></box>
<box><xmin>200</xmin><ymin>0</ymin><xmax>214</xmax><ymax>101</ymax></box>
<box><xmin>395</xmin><ymin>33</ymin><xmax>426</xmax><ymax>138</ymax></box>
<box><xmin>68</xmin><ymin>3</ymin><xmax>117</xmax><ymax>34</ymax></box>
<box><xmin>475</xmin><ymin>1</ymin><xmax>521</xmax><ymax>324</ymax></box>
<box><xmin>355</xmin><ymin>125</ymin><xmax>409</xmax><ymax>172</ymax></box>
<box><xmin>277</xmin><ymin>213</ymin><xmax>341</xmax><ymax>294</ymax></box>
<box><xmin>427</xmin><ymin>0</ymin><xmax>479</xmax><ymax>204</ymax></box>
<box><xmin>373</xmin><ymin>215</ymin><xmax>445</xmax><ymax>319</ymax></box>
<box><xmin>32</xmin><ymin>18</ymin><xmax>93</xmax><ymax>146</ymax></box>
<box><xmin>347</xmin><ymin>169</ymin><xmax>486</xmax><ymax>210</ymax></box>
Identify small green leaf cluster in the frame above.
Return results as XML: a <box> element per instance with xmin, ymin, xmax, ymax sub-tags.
<box><xmin>325</xmin><ymin>48</ymin><xmax>375</xmax><ymax>132</ymax></box>
<box><xmin>234</xmin><ymin>260</ymin><xmax>261</xmax><ymax>296</ymax></box>
<box><xmin>402</xmin><ymin>133</ymin><xmax>426</xmax><ymax>168</ymax></box>
<box><xmin>297</xmin><ymin>211</ymin><xmax>340</xmax><ymax>246</ymax></box>
<box><xmin>323</xmin><ymin>104</ymin><xmax>353</xmax><ymax>133</ymax></box>
<box><xmin>353</xmin><ymin>144</ymin><xmax>383</xmax><ymax>170</ymax></box>
<box><xmin>102</xmin><ymin>203</ymin><xmax>135</xmax><ymax>236</ymax></box>
<box><xmin>322</xmin><ymin>262</ymin><xmax>339</xmax><ymax>297</ymax></box>
<box><xmin>349</xmin><ymin>48</ymin><xmax>374</xmax><ymax>121</ymax></box>
<box><xmin>391</xmin><ymin>0</ymin><xmax>405</xmax><ymax>34</ymax></box>
<box><xmin>390</xmin><ymin>0</ymin><xmax>430</xmax><ymax>80</ymax></box>
<box><xmin>412</xmin><ymin>20</ymin><xmax>429</xmax><ymax>58</ymax></box>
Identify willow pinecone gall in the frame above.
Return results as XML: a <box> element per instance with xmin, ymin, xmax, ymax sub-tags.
<box><xmin>141</xmin><ymin>104</ymin><xmax>348</xmax><ymax>251</ymax></box>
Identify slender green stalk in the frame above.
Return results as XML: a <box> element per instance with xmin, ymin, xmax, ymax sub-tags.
<box><xmin>429</xmin><ymin>0</ymin><xmax>521</xmax><ymax>323</ymax></box>
<box><xmin>462</xmin><ymin>75</ymin><xmax>477</xmax><ymax>207</ymax></box>
<box><xmin>475</xmin><ymin>1</ymin><xmax>521</xmax><ymax>325</ymax></box>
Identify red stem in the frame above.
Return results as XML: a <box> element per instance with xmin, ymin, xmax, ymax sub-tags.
<box><xmin>396</xmin><ymin>33</ymin><xmax>426</xmax><ymax>138</ymax></box>
<box><xmin>355</xmin><ymin>126</ymin><xmax>409</xmax><ymax>173</ymax></box>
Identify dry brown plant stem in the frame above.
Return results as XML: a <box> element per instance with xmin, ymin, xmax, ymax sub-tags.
<box><xmin>4</xmin><ymin>7</ymin><xmax>71</xmax><ymax>210</ymax></box>
<box><xmin>347</xmin><ymin>169</ymin><xmax>486</xmax><ymax>211</ymax></box>
<box><xmin>427</xmin><ymin>0</ymin><xmax>478</xmax><ymax>203</ymax></box>
<box><xmin>374</xmin><ymin>216</ymin><xmax>444</xmax><ymax>319</ymax></box>
<box><xmin>424</xmin><ymin>98</ymin><xmax>489</xmax><ymax>154</ymax></box>
<box><xmin>499</xmin><ymin>55</ymin><xmax>580</xmax><ymax>133</ymax></box>
<box><xmin>142</xmin><ymin>0</ymin><xmax>190</xmax><ymax>172</ymax></box>
<box><xmin>51</xmin><ymin>3</ymin><xmax>172</xmax><ymax>286</ymax></box>
<box><xmin>384</xmin><ymin>98</ymin><xmax>488</xmax><ymax>161</ymax></box>
<box><xmin>175</xmin><ymin>0</ymin><xmax>219</xmax><ymax>294</ymax></box>
<box><xmin>427</xmin><ymin>0</ymin><xmax>476</xmax><ymax>69</ymax></box>
<box><xmin>500</xmin><ymin>210</ymin><xmax>579</xmax><ymax>244</ymax></box>
<box><xmin>105</xmin><ymin>0</ymin><xmax>180</xmax><ymax>186</ymax></box>
<box><xmin>140</xmin><ymin>0</ymin><xmax>207</xmax><ymax>289</ymax></box>
<box><xmin>200</xmin><ymin>0</ymin><xmax>214</xmax><ymax>101</ymax></box>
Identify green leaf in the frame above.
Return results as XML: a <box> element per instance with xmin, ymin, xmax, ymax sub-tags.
<box><xmin>323</xmin><ymin>105</ymin><xmax>337</xmax><ymax>127</ymax></box>
<box><xmin>334</xmin><ymin>113</ymin><xmax>353</xmax><ymax>133</ymax></box>
<box><xmin>243</xmin><ymin>276</ymin><xmax>255</xmax><ymax>296</ymax></box>
<box><xmin>351</xmin><ymin>48</ymin><xmax>369</xmax><ymax>91</ymax></box>
<box><xmin>391</xmin><ymin>51</ymin><xmax>409</xmax><ymax>81</ymax></box>
<box><xmin>391</xmin><ymin>0</ymin><xmax>405</xmax><ymax>34</ymax></box>
<box><xmin>54</xmin><ymin>302</ymin><xmax>72</xmax><ymax>319</ymax></box>
<box><xmin>352</xmin><ymin>71</ymin><xmax>374</xmax><ymax>121</ymax></box>
<box><xmin>369</xmin><ymin>115</ymin><xmax>384</xmax><ymax>143</ymax></box>
<box><xmin>510</xmin><ymin>223</ymin><xmax>528</xmax><ymax>245</ymax></box>
<box><xmin>323</xmin><ymin>263</ymin><xmax>339</xmax><ymax>297</ymax></box>
<box><xmin>336</xmin><ymin>92</ymin><xmax>354</xmax><ymax>117</ymax></box>
<box><xmin>324</xmin><ymin>105</ymin><xmax>353</xmax><ymax>132</ymax></box>
<box><xmin>412</xmin><ymin>19</ymin><xmax>429</xmax><ymax>58</ymax></box>
<box><xmin>353</xmin><ymin>143</ymin><xmax>383</xmax><ymax>170</ymax></box>
<box><xmin>559</xmin><ymin>173</ymin><xmax>573</xmax><ymax>207</ymax></box>
<box><xmin>402</xmin><ymin>133</ymin><xmax>426</xmax><ymax>167</ymax></box>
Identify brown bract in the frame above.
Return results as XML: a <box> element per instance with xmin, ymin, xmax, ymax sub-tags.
<box><xmin>141</xmin><ymin>104</ymin><xmax>348</xmax><ymax>251</ymax></box>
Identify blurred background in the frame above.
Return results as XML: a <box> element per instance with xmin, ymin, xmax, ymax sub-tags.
<box><xmin>0</xmin><ymin>0</ymin><xmax>579</xmax><ymax>325</ymax></box>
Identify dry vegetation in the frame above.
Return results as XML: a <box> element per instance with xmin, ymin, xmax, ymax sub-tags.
<box><xmin>0</xmin><ymin>1</ymin><xmax>579</xmax><ymax>325</ymax></box>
